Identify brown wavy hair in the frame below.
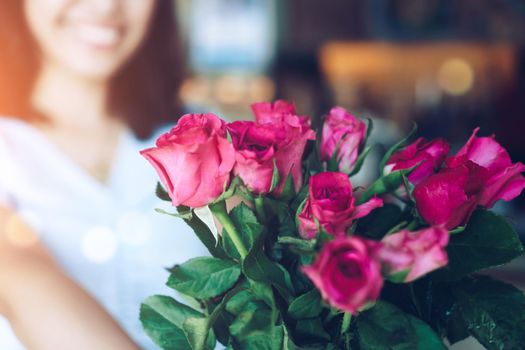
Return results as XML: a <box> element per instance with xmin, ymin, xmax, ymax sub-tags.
<box><xmin>0</xmin><ymin>0</ymin><xmax>185</xmax><ymax>139</ymax></box>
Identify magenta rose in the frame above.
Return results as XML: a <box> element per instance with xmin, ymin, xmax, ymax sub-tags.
<box><xmin>320</xmin><ymin>107</ymin><xmax>366</xmax><ymax>173</ymax></box>
<box><xmin>303</xmin><ymin>236</ymin><xmax>383</xmax><ymax>314</ymax></box>
<box><xmin>227</xmin><ymin>105</ymin><xmax>315</xmax><ymax>196</ymax></box>
<box><xmin>413</xmin><ymin>164</ymin><xmax>479</xmax><ymax>229</ymax></box>
<box><xmin>298</xmin><ymin>172</ymin><xmax>383</xmax><ymax>239</ymax></box>
<box><xmin>141</xmin><ymin>113</ymin><xmax>235</xmax><ymax>208</ymax></box>
<box><xmin>377</xmin><ymin>227</ymin><xmax>449</xmax><ymax>282</ymax></box>
<box><xmin>446</xmin><ymin>128</ymin><xmax>525</xmax><ymax>208</ymax></box>
<box><xmin>414</xmin><ymin>128</ymin><xmax>525</xmax><ymax>229</ymax></box>
<box><xmin>385</xmin><ymin>137</ymin><xmax>450</xmax><ymax>184</ymax></box>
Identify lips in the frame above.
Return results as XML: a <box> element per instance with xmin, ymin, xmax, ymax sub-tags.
<box><xmin>74</xmin><ymin>22</ymin><xmax>121</xmax><ymax>49</ymax></box>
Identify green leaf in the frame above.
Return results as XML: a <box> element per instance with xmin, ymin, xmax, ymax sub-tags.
<box><xmin>356</xmin><ymin>203</ymin><xmax>403</xmax><ymax>239</ymax></box>
<box><xmin>278</xmin><ymin>172</ymin><xmax>296</xmax><ymax>201</ymax></box>
<box><xmin>156</xmin><ymin>182</ymin><xmax>172</xmax><ymax>202</ymax></box>
<box><xmin>452</xmin><ymin>275</ymin><xmax>525</xmax><ymax>350</ymax></box>
<box><xmin>181</xmin><ymin>207</ymin><xmax>228</xmax><ymax>259</ymax></box>
<box><xmin>379</xmin><ymin>122</ymin><xmax>418</xmax><ymax>173</ymax></box>
<box><xmin>182</xmin><ymin>285</ymin><xmax>243</xmax><ymax>350</ymax></box>
<box><xmin>348</xmin><ymin>145</ymin><xmax>373</xmax><ymax>177</ymax></box>
<box><xmin>242</xmin><ymin>230</ymin><xmax>294</xmax><ymax>301</ymax></box>
<box><xmin>226</xmin><ymin>289</ymin><xmax>254</xmax><ymax>315</ymax></box>
<box><xmin>294</xmin><ymin>317</ymin><xmax>330</xmax><ymax>343</ymax></box>
<box><xmin>155</xmin><ymin>208</ymin><xmax>193</xmax><ymax>220</ymax></box>
<box><xmin>356</xmin><ymin>169</ymin><xmax>412</xmax><ymax>205</ymax></box>
<box><xmin>269</xmin><ymin>159</ymin><xmax>280</xmax><ymax>193</ymax></box>
<box><xmin>140</xmin><ymin>295</ymin><xmax>203</xmax><ymax>350</ymax></box>
<box><xmin>228</xmin><ymin>302</ymin><xmax>284</xmax><ymax>349</ymax></box>
<box><xmin>182</xmin><ymin>318</ymin><xmax>216</xmax><ymax>350</ymax></box>
<box><xmin>222</xmin><ymin>203</ymin><xmax>265</xmax><ymax>260</ymax></box>
<box><xmin>365</xmin><ymin>117</ymin><xmax>374</xmax><ymax>143</ymax></box>
<box><xmin>167</xmin><ymin>257</ymin><xmax>241</xmax><ymax>299</ymax></box>
<box><xmin>433</xmin><ymin>209</ymin><xmax>524</xmax><ymax>281</ymax></box>
<box><xmin>427</xmin><ymin>280</ymin><xmax>469</xmax><ymax>345</ymax></box>
<box><xmin>288</xmin><ymin>289</ymin><xmax>323</xmax><ymax>320</ymax></box>
<box><xmin>356</xmin><ymin>301</ymin><xmax>446</xmax><ymax>350</ymax></box>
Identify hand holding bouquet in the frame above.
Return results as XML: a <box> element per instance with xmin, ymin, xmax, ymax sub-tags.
<box><xmin>140</xmin><ymin>101</ymin><xmax>525</xmax><ymax>350</ymax></box>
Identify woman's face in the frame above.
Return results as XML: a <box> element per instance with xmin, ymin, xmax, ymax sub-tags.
<box><xmin>24</xmin><ymin>0</ymin><xmax>156</xmax><ymax>81</ymax></box>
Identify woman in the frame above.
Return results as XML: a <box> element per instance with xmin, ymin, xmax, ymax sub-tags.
<box><xmin>0</xmin><ymin>1</ymin><xmax>205</xmax><ymax>348</ymax></box>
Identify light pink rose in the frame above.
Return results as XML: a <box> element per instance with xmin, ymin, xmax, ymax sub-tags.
<box><xmin>297</xmin><ymin>172</ymin><xmax>383</xmax><ymax>239</ymax></box>
<box><xmin>227</xmin><ymin>103</ymin><xmax>315</xmax><ymax>196</ymax></box>
<box><xmin>320</xmin><ymin>107</ymin><xmax>366</xmax><ymax>173</ymax></box>
<box><xmin>141</xmin><ymin>113</ymin><xmax>235</xmax><ymax>208</ymax></box>
<box><xmin>414</xmin><ymin>128</ymin><xmax>525</xmax><ymax>229</ymax></box>
<box><xmin>385</xmin><ymin>137</ymin><xmax>450</xmax><ymax>184</ymax></box>
<box><xmin>377</xmin><ymin>227</ymin><xmax>449</xmax><ymax>282</ymax></box>
<box><xmin>303</xmin><ymin>236</ymin><xmax>383</xmax><ymax>314</ymax></box>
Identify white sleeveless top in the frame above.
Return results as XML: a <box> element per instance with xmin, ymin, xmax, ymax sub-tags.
<box><xmin>0</xmin><ymin>117</ymin><xmax>208</xmax><ymax>349</ymax></box>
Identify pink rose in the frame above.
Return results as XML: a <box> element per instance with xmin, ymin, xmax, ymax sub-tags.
<box><xmin>377</xmin><ymin>227</ymin><xmax>449</xmax><ymax>282</ymax></box>
<box><xmin>446</xmin><ymin>128</ymin><xmax>525</xmax><ymax>208</ymax></box>
<box><xmin>413</xmin><ymin>164</ymin><xmax>479</xmax><ymax>229</ymax></box>
<box><xmin>227</xmin><ymin>105</ymin><xmax>315</xmax><ymax>196</ymax></box>
<box><xmin>414</xmin><ymin>128</ymin><xmax>525</xmax><ymax>229</ymax></box>
<box><xmin>320</xmin><ymin>107</ymin><xmax>366</xmax><ymax>173</ymax></box>
<box><xmin>251</xmin><ymin>100</ymin><xmax>297</xmax><ymax>124</ymax></box>
<box><xmin>141</xmin><ymin>113</ymin><xmax>235</xmax><ymax>208</ymax></box>
<box><xmin>303</xmin><ymin>236</ymin><xmax>383</xmax><ymax>314</ymax></box>
<box><xmin>385</xmin><ymin>137</ymin><xmax>450</xmax><ymax>184</ymax></box>
<box><xmin>298</xmin><ymin>172</ymin><xmax>383</xmax><ymax>239</ymax></box>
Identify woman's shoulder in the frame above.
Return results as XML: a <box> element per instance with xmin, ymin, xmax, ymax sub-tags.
<box><xmin>0</xmin><ymin>116</ymin><xmax>32</xmax><ymax>144</ymax></box>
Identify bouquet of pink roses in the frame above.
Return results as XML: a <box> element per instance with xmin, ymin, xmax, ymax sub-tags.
<box><xmin>140</xmin><ymin>101</ymin><xmax>525</xmax><ymax>350</ymax></box>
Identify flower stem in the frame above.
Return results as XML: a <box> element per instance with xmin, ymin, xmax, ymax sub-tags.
<box><xmin>254</xmin><ymin>196</ymin><xmax>267</xmax><ymax>224</ymax></box>
<box><xmin>210</xmin><ymin>201</ymin><xmax>248</xmax><ymax>259</ymax></box>
<box><xmin>341</xmin><ymin>312</ymin><xmax>352</xmax><ymax>335</ymax></box>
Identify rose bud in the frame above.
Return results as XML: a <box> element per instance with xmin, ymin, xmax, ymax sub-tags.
<box><xmin>228</xmin><ymin>113</ymin><xmax>314</xmax><ymax>196</ymax></box>
<box><xmin>303</xmin><ymin>236</ymin><xmax>383</xmax><ymax>314</ymax></box>
<box><xmin>384</xmin><ymin>137</ymin><xmax>450</xmax><ymax>185</ymax></box>
<box><xmin>446</xmin><ymin>128</ymin><xmax>525</xmax><ymax>208</ymax></box>
<box><xmin>141</xmin><ymin>113</ymin><xmax>235</xmax><ymax>208</ymax></box>
<box><xmin>320</xmin><ymin>107</ymin><xmax>366</xmax><ymax>173</ymax></box>
<box><xmin>377</xmin><ymin>227</ymin><xmax>449</xmax><ymax>282</ymax></box>
<box><xmin>297</xmin><ymin>172</ymin><xmax>383</xmax><ymax>239</ymax></box>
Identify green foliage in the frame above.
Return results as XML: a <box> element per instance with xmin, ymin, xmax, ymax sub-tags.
<box><xmin>140</xmin><ymin>295</ymin><xmax>215</xmax><ymax>350</ymax></box>
<box><xmin>433</xmin><ymin>209</ymin><xmax>524</xmax><ymax>281</ymax></box>
<box><xmin>356</xmin><ymin>301</ymin><xmax>446</xmax><ymax>349</ymax></box>
<box><xmin>179</xmin><ymin>207</ymin><xmax>228</xmax><ymax>259</ymax></box>
<box><xmin>288</xmin><ymin>289</ymin><xmax>322</xmax><ymax>319</ymax></box>
<box><xmin>356</xmin><ymin>203</ymin><xmax>403</xmax><ymax>239</ymax></box>
<box><xmin>167</xmin><ymin>257</ymin><xmax>241</xmax><ymax>299</ymax></box>
<box><xmin>451</xmin><ymin>276</ymin><xmax>525</xmax><ymax>350</ymax></box>
<box><xmin>356</xmin><ymin>169</ymin><xmax>412</xmax><ymax>205</ymax></box>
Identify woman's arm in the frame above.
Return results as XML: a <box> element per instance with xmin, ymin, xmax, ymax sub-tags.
<box><xmin>0</xmin><ymin>207</ymin><xmax>139</xmax><ymax>350</ymax></box>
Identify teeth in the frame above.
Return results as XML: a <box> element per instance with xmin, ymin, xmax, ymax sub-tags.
<box><xmin>76</xmin><ymin>24</ymin><xmax>119</xmax><ymax>47</ymax></box>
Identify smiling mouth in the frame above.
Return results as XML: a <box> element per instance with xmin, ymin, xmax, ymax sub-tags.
<box><xmin>74</xmin><ymin>22</ymin><xmax>122</xmax><ymax>49</ymax></box>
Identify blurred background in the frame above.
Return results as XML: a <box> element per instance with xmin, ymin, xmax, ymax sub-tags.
<box><xmin>174</xmin><ymin>0</ymin><xmax>525</xmax><ymax>233</ymax></box>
